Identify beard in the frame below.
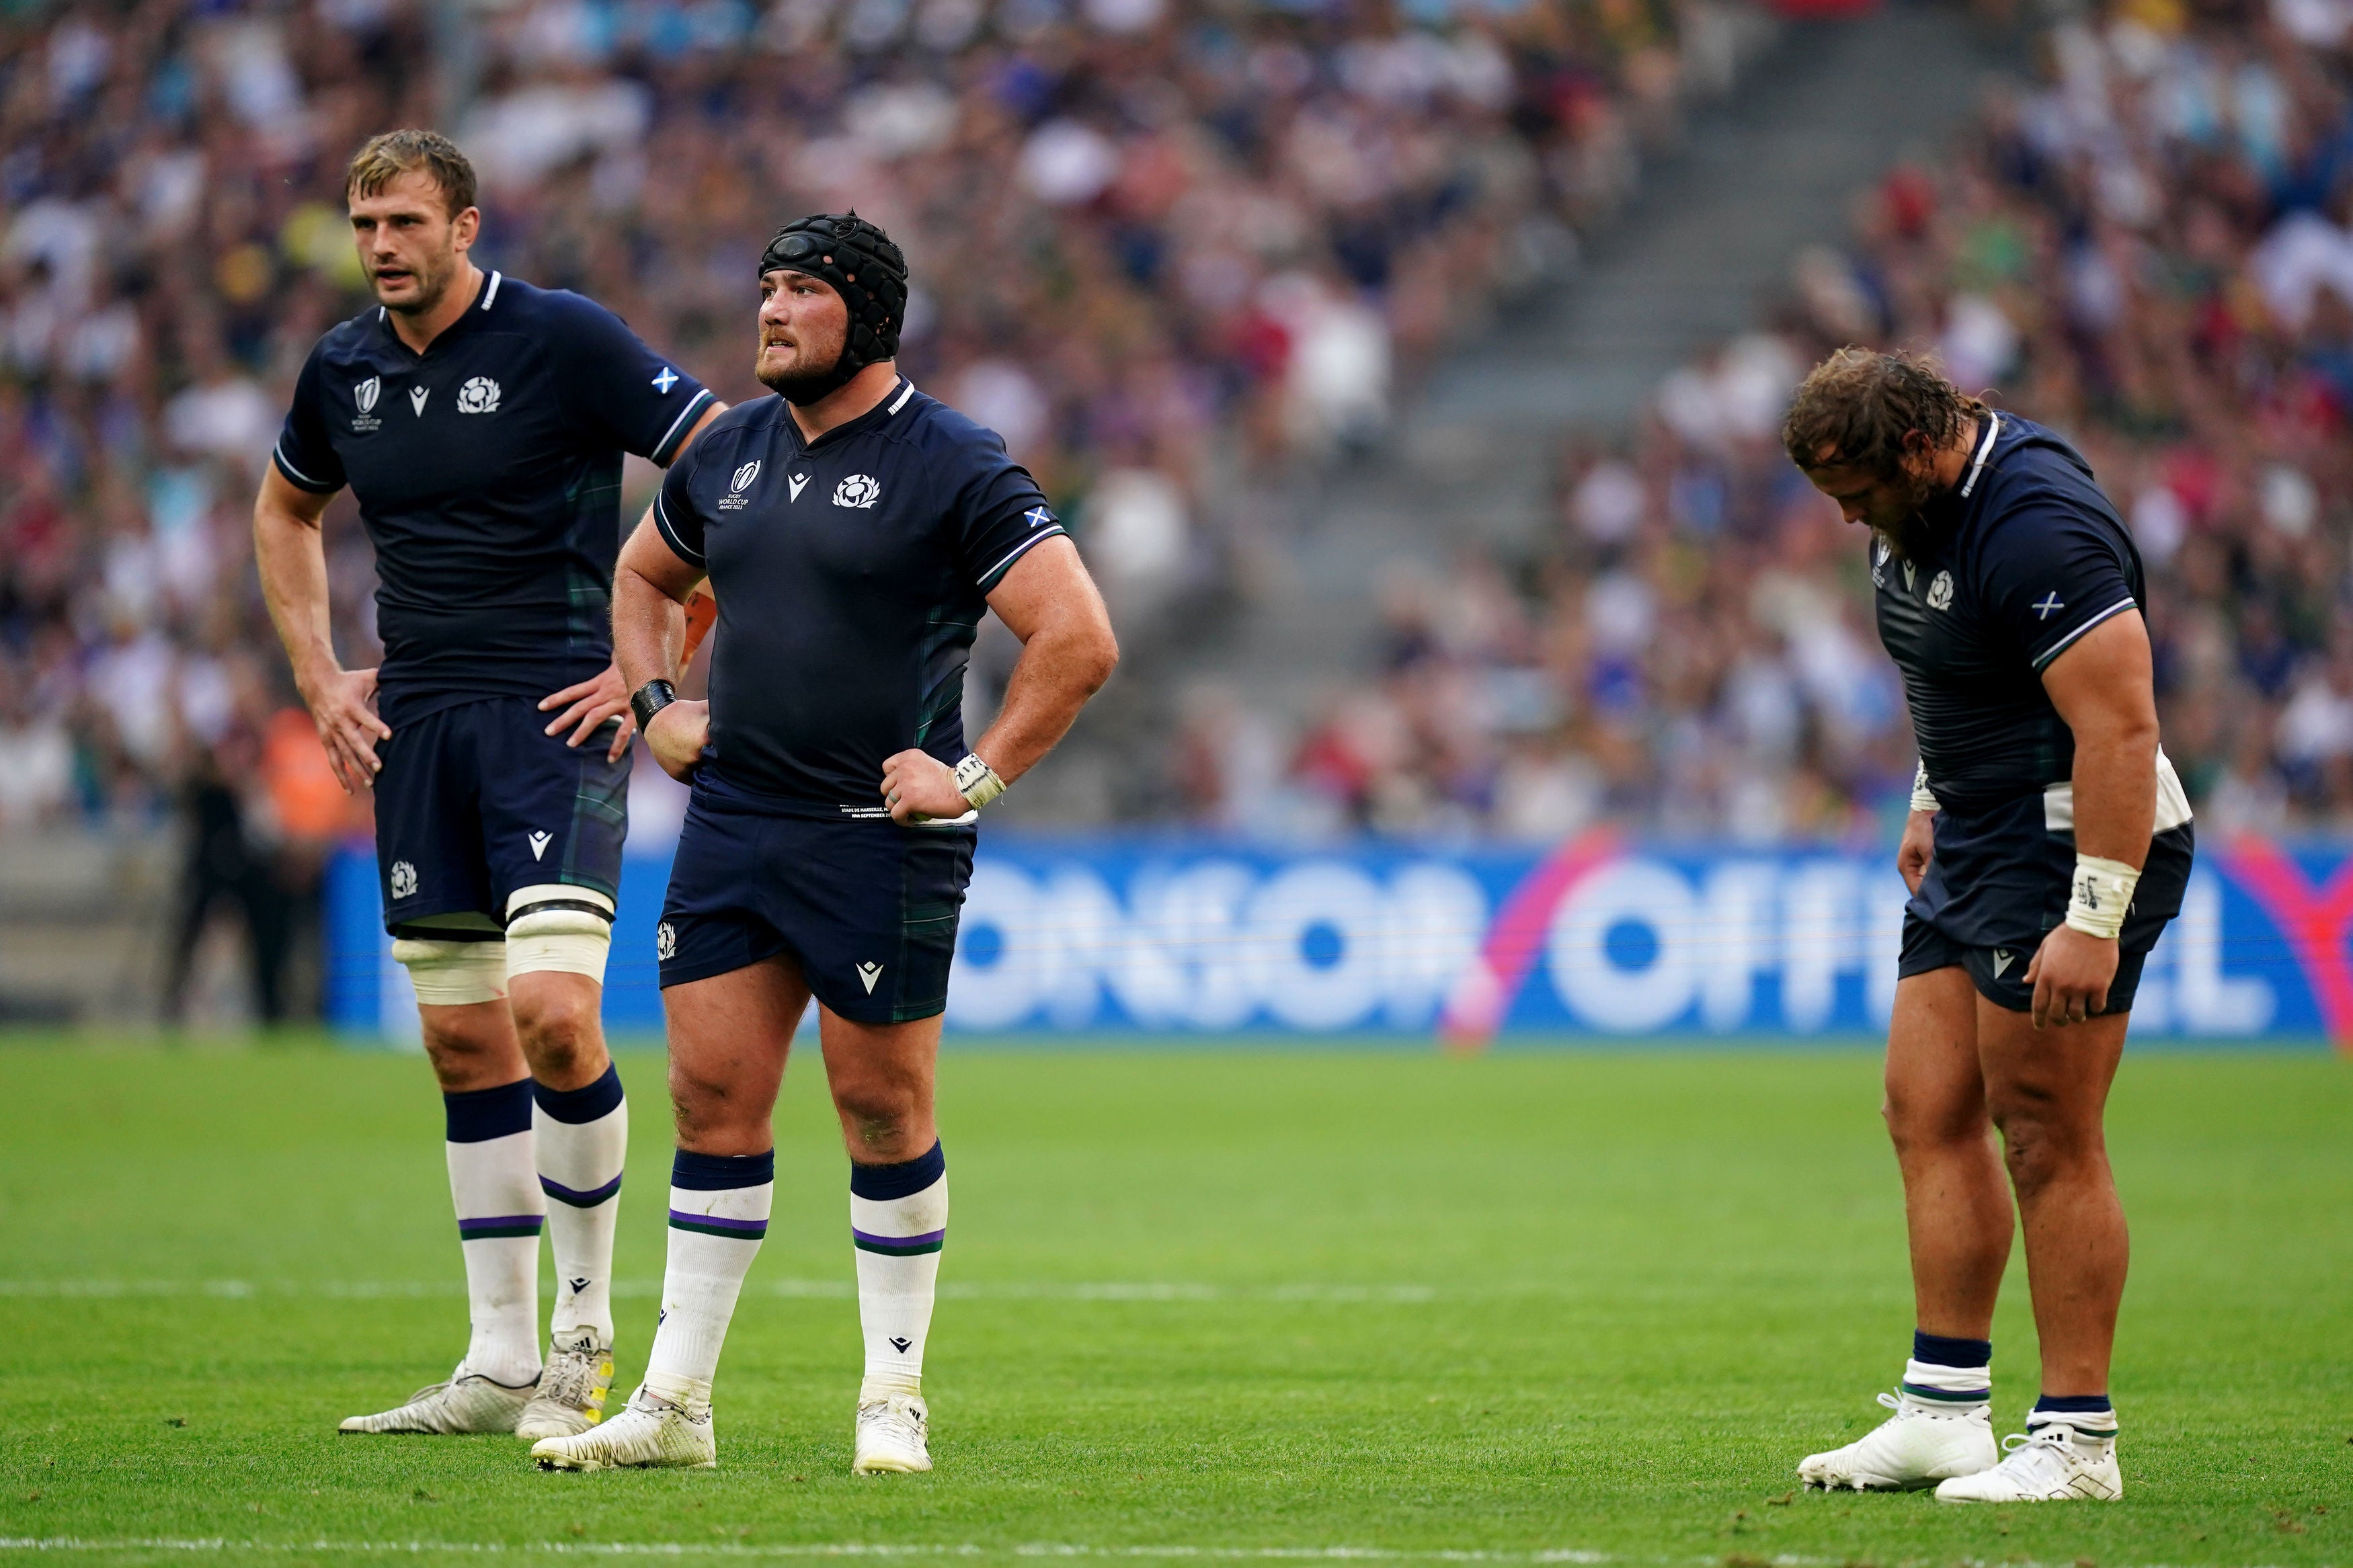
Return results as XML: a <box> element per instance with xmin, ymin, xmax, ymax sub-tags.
<box><xmin>1866</xmin><ymin>465</ymin><xmax>1942</xmax><ymax>561</ymax></box>
<box><xmin>756</xmin><ymin>336</ymin><xmax>850</xmax><ymax>405</ymax></box>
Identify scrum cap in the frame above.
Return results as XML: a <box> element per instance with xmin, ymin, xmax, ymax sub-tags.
<box><xmin>758</xmin><ymin>212</ymin><xmax>909</xmax><ymax>401</ymax></box>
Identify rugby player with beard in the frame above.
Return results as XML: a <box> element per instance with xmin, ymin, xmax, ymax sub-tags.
<box><xmin>1782</xmin><ymin>349</ymin><xmax>2193</xmax><ymax>1503</ymax></box>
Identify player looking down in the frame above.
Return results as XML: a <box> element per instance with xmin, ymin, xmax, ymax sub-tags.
<box><xmin>1784</xmin><ymin>351</ymin><xmax>2193</xmax><ymax>1503</ymax></box>
<box><xmin>253</xmin><ymin>130</ymin><xmax>722</xmax><ymax>1439</ymax></box>
<box><xmin>528</xmin><ymin>213</ymin><xmax>1117</xmax><ymax>1476</ymax></box>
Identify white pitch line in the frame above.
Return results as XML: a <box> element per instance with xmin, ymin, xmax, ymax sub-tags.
<box><xmin>0</xmin><ymin>1282</ymin><xmax>1441</xmax><ymax>1305</ymax></box>
<box><xmin>0</xmin><ymin>1543</ymin><xmax>1602</xmax><ymax>1563</ymax></box>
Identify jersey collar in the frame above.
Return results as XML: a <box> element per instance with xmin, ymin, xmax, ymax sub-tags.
<box><xmin>374</xmin><ymin>269</ymin><xmax>500</xmax><ymax>361</ymax></box>
<box><xmin>787</xmin><ymin>376</ymin><xmax>916</xmax><ymax>454</ymax></box>
<box><xmin>1957</xmin><ymin>411</ymin><xmax>2001</xmax><ymax>499</ymax></box>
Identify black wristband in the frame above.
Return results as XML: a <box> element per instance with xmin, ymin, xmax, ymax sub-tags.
<box><xmin>630</xmin><ymin>679</ymin><xmax>676</xmax><ymax>731</ymax></box>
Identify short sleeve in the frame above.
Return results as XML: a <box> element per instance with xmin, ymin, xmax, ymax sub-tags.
<box><xmin>548</xmin><ymin>293</ymin><xmax>715</xmax><ymax>464</ymax></box>
<box><xmin>272</xmin><ymin>345</ymin><xmax>346</xmax><ymax>495</ymax></box>
<box><xmin>1977</xmin><ymin>497</ymin><xmax>2140</xmax><ymax>671</ymax></box>
<box><xmin>949</xmin><ymin>436</ymin><xmax>1066</xmax><ymax>592</ymax></box>
<box><xmin>652</xmin><ymin>443</ymin><xmax>708</xmax><ymax>567</ymax></box>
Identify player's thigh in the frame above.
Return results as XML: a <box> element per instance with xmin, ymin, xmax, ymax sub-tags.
<box><xmin>770</xmin><ymin>819</ymin><xmax>973</xmax><ymax>1029</ymax></box>
<box><xmin>1886</xmin><ymin>919</ymin><xmax>1989</xmax><ymax>1144</ymax></box>
<box><xmin>662</xmin><ymin>954</ymin><xmax>813</xmax><ymax>1152</ymax></box>
<box><xmin>475</xmin><ymin>700</ymin><xmax>629</xmax><ymax>925</ymax></box>
<box><xmin>1976</xmin><ymin>998</ymin><xmax>2126</xmax><ymax>1146</ymax></box>
<box><xmin>374</xmin><ymin>708</ymin><xmax>496</xmax><ymax>926</ymax></box>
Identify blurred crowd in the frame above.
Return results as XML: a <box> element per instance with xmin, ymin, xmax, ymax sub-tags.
<box><xmin>1202</xmin><ymin>0</ymin><xmax>2353</xmax><ymax>841</ymax></box>
<box><xmin>0</xmin><ymin>0</ymin><xmax>1754</xmax><ymax>1009</ymax></box>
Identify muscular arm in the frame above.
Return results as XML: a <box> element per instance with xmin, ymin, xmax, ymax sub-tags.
<box><xmin>253</xmin><ymin>464</ymin><xmax>388</xmax><ymax>793</ymax></box>
<box><xmin>611</xmin><ymin>510</ymin><xmax>708</xmax><ymax>780</ymax></box>
<box><xmin>2025</xmin><ymin>608</ymin><xmax>2159</xmax><ymax>1026</ymax></box>
<box><xmin>881</xmin><ymin>536</ymin><xmax>1119</xmax><ymax>823</ymax></box>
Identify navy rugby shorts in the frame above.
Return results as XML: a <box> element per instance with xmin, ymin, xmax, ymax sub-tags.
<box><xmin>374</xmin><ymin>697</ymin><xmax>629</xmax><ymax>934</ymax></box>
<box><xmin>1897</xmin><ymin>788</ymin><xmax>2194</xmax><ymax>1014</ymax></box>
<box><xmin>655</xmin><ymin>782</ymin><xmax>974</xmax><ymax>1025</ymax></box>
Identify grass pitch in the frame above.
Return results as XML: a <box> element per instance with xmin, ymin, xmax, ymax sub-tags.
<box><xmin>0</xmin><ymin>1040</ymin><xmax>2346</xmax><ymax>1567</ymax></box>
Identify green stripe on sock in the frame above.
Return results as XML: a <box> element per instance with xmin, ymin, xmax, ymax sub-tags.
<box><xmin>852</xmin><ymin>1235</ymin><xmax>945</xmax><ymax>1256</ymax></box>
<box><xmin>670</xmin><ymin>1216</ymin><xmax>767</xmax><ymax>1240</ymax></box>
<box><xmin>1901</xmin><ymin>1382</ymin><xmax>1990</xmax><ymax>1403</ymax></box>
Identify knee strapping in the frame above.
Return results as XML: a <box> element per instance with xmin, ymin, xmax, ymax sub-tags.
<box><xmin>505</xmin><ymin>883</ymin><xmax>615</xmax><ymax>984</ymax></box>
<box><xmin>391</xmin><ymin>937</ymin><xmax>510</xmax><ymax>1005</ymax></box>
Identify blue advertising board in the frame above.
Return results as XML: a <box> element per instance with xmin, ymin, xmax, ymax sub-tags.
<box><xmin>325</xmin><ymin>829</ymin><xmax>2335</xmax><ymax>1046</ymax></box>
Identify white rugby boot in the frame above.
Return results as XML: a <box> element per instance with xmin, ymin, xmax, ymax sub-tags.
<box><xmin>530</xmin><ymin>1385</ymin><xmax>716</xmax><ymax>1471</ymax></box>
<box><xmin>1798</xmin><ymin>1390</ymin><xmax>1998</xmax><ymax>1491</ymax></box>
<box><xmin>514</xmin><ymin>1331</ymin><xmax>616</xmax><ymax>1441</ymax></box>
<box><xmin>852</xmin><ymin>1391</ymin><xmax>931</xmax><ymax>1474</ymax></box>
<box><xmin>339</xmin><ymin>1364</ymin><xmax>536</xmax><ymax>1434</ymax></box>
<box><xmin>1935</xmin><ymin>1423</ymin><xmax>2122</xmax><ymax>1502</ymax></box>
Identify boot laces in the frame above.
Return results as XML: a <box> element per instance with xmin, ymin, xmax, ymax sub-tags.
<box><xmin>538</xmin><ymin>1342</ymin><xmax>602</xmax><ymax>1407</ymax></box>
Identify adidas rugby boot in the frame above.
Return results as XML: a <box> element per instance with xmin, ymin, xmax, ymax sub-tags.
<box><xmin>1936</xmin><ymin>1423</ymin><xmax>2122</xmax><ymax>1502</ymax></box>
<box><xmin>514</xmin><ymin>1331</ymin><xmax>615</xmax><ymax>1441</ymax></box>
<box><xmin>852</xmin><ymin>1391</ymin><xmax>930</xmax><ymax>1474</ymax></box>
<box><xmin>340</xmin><ymin>1364</ymin><xmax>536</xmax><ymax>1435</ymax></box>
<box><xmin>531</xmin><ymin>1385</ymin><xmax>716</xmax><ymax>1471</ymax></box>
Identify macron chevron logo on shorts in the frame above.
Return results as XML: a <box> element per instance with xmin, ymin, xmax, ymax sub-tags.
<box><xmin>857</xmin><ymin>960</ymin><xmax>883</xmax><ymax>994</ymax></box>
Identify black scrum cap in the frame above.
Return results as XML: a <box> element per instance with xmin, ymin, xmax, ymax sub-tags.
<box><xmin>758</xmin><ymin>212</ymin><xmax>909</xmax><ymax>399</ymax></box>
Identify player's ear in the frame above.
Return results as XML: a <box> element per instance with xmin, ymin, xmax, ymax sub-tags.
<box><xmin>451</xmin><ymin>205</ymin><xmax>481</xmax><ymax>253</ymax></box>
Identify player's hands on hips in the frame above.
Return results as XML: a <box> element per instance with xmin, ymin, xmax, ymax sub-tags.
<box><xmin>541</xmin><ymin>663</ymin><xmax>637</xmax><ymax>761</ymax></box>
<box><xmin>880</xmin><ymin>749</ymin><xmax>967</xmax><ymax>825</ymax></box>
<box><xmin>301</xmin><ymin>665</ymin><xmax>390</xmax><ymax>794</ymax></box>
<box><xmin>644</xmin><ymin>700</ymin><xmax>708</xmax><ymax>782</ymax></box>
<box><xmin>2024</xmin><ymin>923</ymin><xmax>2118</xmax><ymax>1029</ymax></box>
<box><xmin>1897</xmin><ymin>809</ymin><xmax>1936</xmax><ymax>895</ymax></box>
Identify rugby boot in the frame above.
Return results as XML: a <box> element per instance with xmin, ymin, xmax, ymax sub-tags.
<box><xmin>852</xmin><ymin>1391</ymin><xmax>931</xmax><ymax>1474</ymax></box>
<box><xmin>514</xmin><ymin>1330</ymin><xmax>615</xmax><ymax>1441</ymax></box>
<box><xmin>340</xmin><ymin>1363</ymin><xmax>536</xmax><ymax>1434</ymax></box>
<box><xmin>1936</xmin><ymin>1423</ymin><xmax>2122</xmax><ymax>1502</ymax></box>
<box><xmin>532</xmin><ymin>1385</ymin><xmax>717</xmax><ymax>1471</ymax></box>
<box><xmin>1798</xmin><ymin>1389</ymin><xmax>1997</xmax><ymax>1491</ymax></box>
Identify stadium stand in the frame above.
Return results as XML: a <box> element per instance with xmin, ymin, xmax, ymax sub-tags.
<box><xmin>1236</xmin><ymin>0</ymin><xmax>2353</xmax><ymax>841</ymax></box>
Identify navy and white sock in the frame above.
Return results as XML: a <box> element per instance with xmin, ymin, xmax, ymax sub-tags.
<box><xmin>533</xmin><ymin>1063</ymin><xmax>627</xmax><ymax>1349</ymax></box>
<box><xmin>2030</xmin><ymin>1393</ymin><xmax>2117</xmax><ymax>1451</ymax></box>
<box><xmin>850</xmin><ymin>1141</ymin><xmax>947</xmax><ymax>1399</ymax></box>
<box><xmin>642</xmin><ymin>1149</ymin><xmax>772</xmax><ymax>1414</ymax></box>
<box><xmin>444</xmin><ymin>1079</ymin><xmax>545</xmax><ymax>1388</ymax></box>
<box><xmin>1901</xmin><ymin>1329</ymin><xmax>1991</xmax><ymax>1412</ymax></box>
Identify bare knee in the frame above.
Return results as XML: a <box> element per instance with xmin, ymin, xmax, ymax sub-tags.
<box><xmin>668</xmin><ymin>1055</ymin><xmax>770</xmax><ymax>1153</ymax></box>
<box><xmin>832</xmin><ymin>1075</ymin><xmax>923</xmax><ymax>1160</ymax></box>
<box><xmin>510</xmin><ymin>981</ymin><xmax>603</xmax><ymax>1083</ymax></box>
<box><xmin>1882</xmin><ymin>1081</ymin><xmax>1987</xmax><ymax>1159</ymax></box>
<box><xmin>1988</xmin><ymin>1093</ymin><xmax>2102</xmax><ymax>1197</ymax></box>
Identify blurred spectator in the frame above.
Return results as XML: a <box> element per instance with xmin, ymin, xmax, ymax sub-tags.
<box><xmin>1265</xmin><ymin>0</ymin><xmax>2353</xmax><ymax>838</ymax></box>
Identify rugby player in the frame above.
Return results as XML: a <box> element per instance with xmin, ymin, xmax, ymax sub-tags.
<box><xmin>253</xmin><ymin>130</ymin><xmax>722</xmax><ymax>1439</ymax></box>
<box><xmin>528</xmin><ymin>214</ymin><xmax>1117</xmax><ymax>1475</ymax></box>
<box><xmin>1784</xmin><ymin>350</ymin><xmax>2192</xmax><ymax>1502</ymax></box>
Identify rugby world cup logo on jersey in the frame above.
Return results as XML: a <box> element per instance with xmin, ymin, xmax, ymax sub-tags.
<box><xmin>719</xmin><ymin>460</ymin><xmax>761</xmax><ymax>511</ymax></box>
<box><xmin>351</xmin><ymin>375</ymin><xmax>383</xmax><ymax>433</ymax></box>
<box><xmin>834</xmin><ymin>473</ymin><xmax>882</xmax><ymax>509</ymax></box>
<box><xmin>457</xmin><ymin>376</ymin><xmax>502</xmax><ymax>415</ymax></box>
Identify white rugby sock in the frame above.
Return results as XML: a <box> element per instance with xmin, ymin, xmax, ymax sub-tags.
<box><xmin>850</xmin><ymin>1142</ymin><xmax>947</xmax><ymax>1399</ymax></box>
<box><xmin>1901</xmin><ymin>1330</ymin><xmax>1991</xmax><ymax>1411</ymax></box>
<box><xmin>533</xmin><ymin>1063</ymin><xmax>628</xmax><ymax>1348</ymax></box>
<box><xmin>641</xmin><ymin>1149</ymin><xmax>772</xmax><ymax>1413</ymax></box>
<box><xmin>444</xmin><ymin>1079</ymin><xmax>545</xmax><ymax>1388</ymax></box>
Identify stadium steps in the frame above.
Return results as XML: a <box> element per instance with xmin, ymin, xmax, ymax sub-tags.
<box><xmin>0</xmin><ymin>827</ymin><xmax>176</xmax><ymax>1024</ymax></box>
<box><xmin>1121</xmin><ymin>0</ymin><xmax>2022</xmax><ymax>747</ymax></box>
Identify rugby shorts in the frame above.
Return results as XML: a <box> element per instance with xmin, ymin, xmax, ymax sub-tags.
<box><xmin>656</xmin><ymin>786</ymin><xmax>974</xmax><ymax>1025</ymax></box>
<box><xmin>374</xmin><ymin>696</ymin><xmax>629</xmax><ymax>935</ymax></box>
<box><xmin>1897</xmin><ymin>787</ymin><xmax>2194</xmax><ymax>1014</ymax></box>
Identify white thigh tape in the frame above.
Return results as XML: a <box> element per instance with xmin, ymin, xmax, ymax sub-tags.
<box><xmin>506</xmin><ymin>905</ymin><xmax>612</xmax><ymax>983</ymax></box>
<box><xmin>391</xmin><ymin>938</ymin><xmax>510</xmax><ymax>1005</ymax></box>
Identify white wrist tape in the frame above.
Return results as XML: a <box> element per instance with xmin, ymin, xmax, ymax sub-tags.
<box><xmin>953</xmin><ymin>752</ymin><xmax>1006</xmax><ymax>811</ymax></box>
<box><xmin>2065</xmin><ymin>854</ymin><xmax>2139</xmax><ymax>940</ymax></box>
<box><xmin>1910</xmin><ymin>763</ymin><xmax>1939</xmax><ymax>815</ymax></box>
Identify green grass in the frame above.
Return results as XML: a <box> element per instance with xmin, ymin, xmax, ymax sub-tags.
<box><xmin>0</xmin><ymin>1040</ymin><xmax>2346</xmax><ymax>1567</ymax></box>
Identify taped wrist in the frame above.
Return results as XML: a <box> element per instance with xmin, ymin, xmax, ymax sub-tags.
<box><xmin>953</xmin><ymin>753</ymin><xmax>1006</xmax><ymax>811</ymax></box>
<box><xmin>505</xmin><ymin>884</ymin><xmax>616</xmax><ymax>983</ymax></box>
<box><xmin>1910</xmin><ymin>762</ymin><xmax>1940</xmax><ymax>815</ymax></box>
<box><xmin>2065</xmin><ymin>854</ymin><xmax>2139</xmax><ymax>940</ymax></box>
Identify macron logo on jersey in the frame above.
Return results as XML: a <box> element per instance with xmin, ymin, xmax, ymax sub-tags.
<box><xmin>789</xmin><ymin>474</ymin><xmax>809</xmax><ymax>502</ymax></box>
<box><xmin>409</xmin><ymin>386</ymin><xmax>430</xmax><ymax>417</ymax></box>
<box><xmin>652</xmin><ymin>366</ymin><xmax>679</xmax><ymax>395</ymax></box>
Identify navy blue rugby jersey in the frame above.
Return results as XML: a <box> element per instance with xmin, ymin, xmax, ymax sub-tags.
<box><xmin>651</xmin><ymin>378</ymin><xmax>1067</xmax><ymax>814</ymax></box>
<box><xmin>1873</xmin><ymin>411</ymin><xmax>2154</xmax><ymax>816</ymax></box>
<box><xmin>273</xmin><ymin>272</ymin><xmax>715</xmax><ymax>725</ymax></box>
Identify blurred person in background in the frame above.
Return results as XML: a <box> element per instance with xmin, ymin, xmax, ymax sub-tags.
<box><xmin>253</xmin><ymin>129</ymin><xmax>721</xmax><ymax>1443</ymax></box>
<box><xmin>1786</xmin><ymin>349</ymin><xmax>2192</xmax><ymax>1505</ymax></box>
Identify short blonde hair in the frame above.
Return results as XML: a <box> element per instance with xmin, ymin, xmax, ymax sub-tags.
<box><xmin>345</xmin><ymin>129</ymin><xmax>477</xmax><ymax>217</ymax></box>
